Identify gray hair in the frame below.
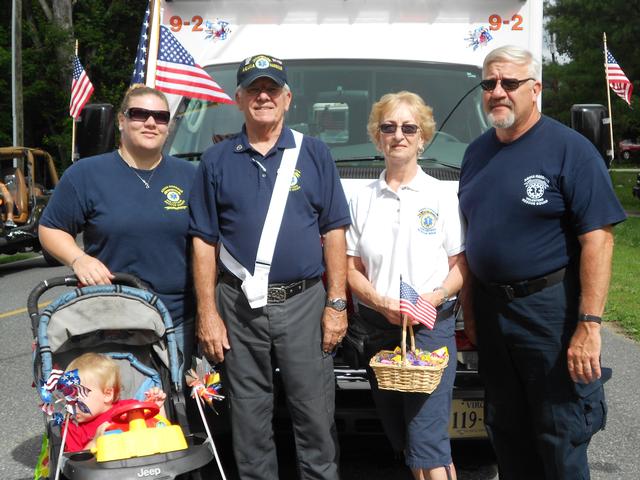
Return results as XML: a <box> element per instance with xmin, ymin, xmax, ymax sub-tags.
<box><xmin>483</xmin><ymin>45</ymin><xmax>541</xmax><ymax>80</ymax></box>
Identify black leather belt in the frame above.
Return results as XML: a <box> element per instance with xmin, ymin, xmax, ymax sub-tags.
<box><xmin>219</xmin><ymin>271</ymin><xmax>321</xmax><ymax>304</ymax></box>
<box><xmin>484</xmin><ymin>267</ymin><xmax>566</xmax><ymax>301</ymax></box>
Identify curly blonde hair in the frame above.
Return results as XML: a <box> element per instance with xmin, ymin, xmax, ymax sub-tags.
<box><xmin>367</xmin><ymin>91</ymin><xmax>436</xmax><ymax>149</ymax></box>
<box><xmin>66</xmin><ymin>353</ymin><xmax>122</xmax><ymax>402</ymax></box>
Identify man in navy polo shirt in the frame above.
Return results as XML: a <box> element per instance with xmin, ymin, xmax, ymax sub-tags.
<box><xmin>458</xmin><ymin>45</ymin><xmax>626</xmax><ymax>479</ymax></box>
<box><xmin>189</xmin><ymin>54</ymin><xmax>350</xmax><ymax>480</ymax></box>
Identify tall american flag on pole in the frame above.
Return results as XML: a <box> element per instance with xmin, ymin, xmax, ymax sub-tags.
<box><xmin>131</xmin><ymin>3</ymin><xmax>151</xmax><ymax>84</ymax></box>
<box><xmin>399</xmin><ymin>279</ymin><xmax>438</xmax><ymax>330</ymax></box>
<box><xmin>154</xmin><ymin>26</ymin><xmax>233</xmax><ymax>103</ymax></box>
<box><xmin>606</xmin><ymin>50</ymin><xmax>633</xmax><ymax>106</ymax></box>
<box><xmin>70</xmin><ymin>56</ymin><xmax>94</xmax><ymax>119</ymax></box>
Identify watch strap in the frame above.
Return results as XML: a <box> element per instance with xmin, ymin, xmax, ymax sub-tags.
<box><xmin>579</xmin><ymin>314</ymin><xmax>602</xmax><ymax>324</ymax></box>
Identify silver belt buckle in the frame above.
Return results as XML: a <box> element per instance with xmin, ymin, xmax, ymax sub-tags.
<box><xmin>267</xmin><ymin>286</ymin><xmax>287</xmax><ymax>304</ymax></box>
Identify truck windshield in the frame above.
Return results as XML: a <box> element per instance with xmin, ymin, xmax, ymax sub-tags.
<box><xmin>166</xmin><ymin>59</ymin><xmax>488</xmax><ymax>168</ymax></box>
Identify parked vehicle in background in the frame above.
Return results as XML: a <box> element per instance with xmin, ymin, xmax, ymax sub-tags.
<box><xmin>0</xmin><ymin>147</ymin><xmax>59</xmax><ymax>263</ymax></box>
<box><xmin>619</xmin><ymin>139</ymin><xmax>640</xmax><ymax>161</ymax></box>
<box><xmin>78</xmin><ymin>0</ymin><xmax>557</xmax><ymax>442</ymax></box>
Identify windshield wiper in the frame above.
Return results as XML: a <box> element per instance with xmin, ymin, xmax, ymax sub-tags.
<box><xmin>173</xmin><ymin>152</ymin><xmax>202</xmax><ymax>160</ymax></box>
<box><xmin>419</xmin><ymin>157</ymin><xmax>460</xmax><ymax>170</ymax></box>
<box><xmin>335</xmin><ymin>155</ymin><xmax>385</xmax><ymax>163</ymax></box>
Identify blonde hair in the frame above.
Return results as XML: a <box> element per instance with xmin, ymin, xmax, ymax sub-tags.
<box><xmin>66</xmin><ymin>353</ymin><xmax>122</xmax><ymax>402</ymax></box>
<box><xmin>119</xmin><ymin>84</ymin><xmax>169</xmax><ymax>114</ymax></box>
<box><xmin>367</xmin><ymin>91</ymin><xmax>436</xmax><ymax>148</ymax></box>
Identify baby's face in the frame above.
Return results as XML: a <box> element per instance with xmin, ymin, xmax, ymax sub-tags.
<box><xmin>75</xmin><ymin>377</ymin><xmax>113</xmax><ymax>423</ymax></box>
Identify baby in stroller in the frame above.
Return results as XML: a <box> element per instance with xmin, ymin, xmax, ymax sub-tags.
<box><xmin>30</xmin><ymin>274</ymin><xmax>216</xmax><ymax>480</ymax></box>
<box><xmin>62</xmin><ymin>353</ymin><xmax>167</xmax><ymax>453</ymax></box>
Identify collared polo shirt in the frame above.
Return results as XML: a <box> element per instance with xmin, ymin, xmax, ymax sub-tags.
<box><xmin>189</xmin><ymin>126</ymin><xmax>350</xmax><ymax>283</ymax></box>
<box><xmin>346</xmin><ymin>167</ymin><xmax>465</xmax><ymax>301</ymax></box>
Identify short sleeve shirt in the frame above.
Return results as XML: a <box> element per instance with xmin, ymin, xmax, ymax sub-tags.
<box><xmin>40</xmin><ymin>152</ymin><xmax>196</xmax><ymax>319</ymax></box>
<box><xmin>63</xmin><ymin>398</ymin><xmax>139</xmax><ymax>452</ymax></box>
<box><xmin>347</xmin><ymin>167</ymin><xmax>465</xmax><ymax>300</ymax></box>
<box><xmin>458</xmin><ymin>116</ymin><xmax>626</xmax><ymax>284</ymax></box>
<box><xmin>188</xmin><ymin>127</ymin><xmax>351</xmax><ymax>283</ymax></box>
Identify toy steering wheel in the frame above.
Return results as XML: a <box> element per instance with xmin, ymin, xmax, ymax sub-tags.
<box><xmin>109</xmin><ymin>401</ymin><xmax>159</xmax><ymax>425</ymax></box>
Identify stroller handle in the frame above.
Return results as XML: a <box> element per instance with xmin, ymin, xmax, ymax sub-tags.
<box><xmin>27</xmin><ymin>272</ymin><xmax>148</xmax><ymax>332</ymax></box>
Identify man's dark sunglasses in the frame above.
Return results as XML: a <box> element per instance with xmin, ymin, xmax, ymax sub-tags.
<box><xmin>124</xmin><ymin>107</ymin><xmax>171</xmax><ymax>125</ymax></box>
<box><xmin>379</xmin><ymin>123</ymin><xmax>420</xmax><ymax>135</ymax></box>
<box><xmin>480</xmin><ymin>77</ymin><xmax>536</xmax><ymax>92</ymax></box>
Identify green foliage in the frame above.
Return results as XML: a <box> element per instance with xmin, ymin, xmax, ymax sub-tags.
<box><xmin>608</xmin><ymin>217</ymin><xmax>640</xmax><ymax>341</ymax></box>
<box><xmin>610</xmin><ymin>170</ymin><xmax>640</xmax><ymax>212</ymax></box>
<box><xmin>544</xmin><ymin>0</ymin><xmax>640</xmax><ymax>141</ymax></box>
<box><xmin>0</xmin><ymin>0</ymin><xmax>148</xmax><ymax>172</ymax></box>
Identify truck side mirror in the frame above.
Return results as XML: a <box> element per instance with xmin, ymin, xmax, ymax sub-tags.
<box><xmin>76</xmin><ymin>104</ymin><xmax>116</xmax><ymax>160</ymax></box>
<box><xmin>570</xmin><ymin>104</ymin><xmax>610</xmax><ymax>168</ymax></box>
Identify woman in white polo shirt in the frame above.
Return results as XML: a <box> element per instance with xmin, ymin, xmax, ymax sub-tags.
<box><xmin>346</xmin><ymin>91</ymin><xmax>467</xmax><ymax>480</ymax></box>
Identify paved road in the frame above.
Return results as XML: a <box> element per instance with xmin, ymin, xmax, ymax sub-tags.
<box><xmin>1</xmin><ymin>256</ymin><xmax>638</xmax><ymax>479</ymax></box>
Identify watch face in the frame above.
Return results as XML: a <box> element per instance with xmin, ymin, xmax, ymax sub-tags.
<box><xmin>327</xmin><ymin>298</ymin><xmax>347</xmax><ymax>311</ymax></box>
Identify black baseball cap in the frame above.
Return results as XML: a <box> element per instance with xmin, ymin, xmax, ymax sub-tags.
<box><xmin>237</xmin><ymin>54</ymin><xmax>287</xmax><ymax>88</ymax></box>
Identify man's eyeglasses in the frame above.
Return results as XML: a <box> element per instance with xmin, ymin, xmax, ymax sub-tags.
<box><xmin>379</xmin><ymin>123</ymin><xmax>420</xmax><ymax>135</ymax></box>
<box><xmin>245</xmin><ymin>85</ymin><xmax>283</xmax><ymax>97</ymax></box>
<box><xmin>480</xmin><ymin>77</ymin><xmax>536</xmax><ymax>92</ymax></box>
<box><xmin>124</xmin><ymin>107</ymin><xmax>171</xmax><ymax>125</ymax></box>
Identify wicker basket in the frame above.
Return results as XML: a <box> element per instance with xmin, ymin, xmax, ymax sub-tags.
<box><xmin>369</xmin><ymin>317</ymin><xmax>448</xmax><ymax>394</ymax></box>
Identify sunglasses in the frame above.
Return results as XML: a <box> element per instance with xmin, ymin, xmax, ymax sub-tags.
<box><xmin>379</xmin><ymin>123</ymin><xmax>420</xmax><ymax>135</ymax></box>
<box><xmin>480</xmin><ymin>77</ymin><xmax>536</xmax><ymax>92</ymax></box>
<box><xmin>124</xmin><ymin>107</ymin><xmax>171</xmax><ymax>125</ymax></box>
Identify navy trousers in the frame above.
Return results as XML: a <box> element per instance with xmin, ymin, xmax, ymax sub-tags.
<box><xmin>474</xmin><ymin>270</ymin><xmax>607</xmax><ymax>480</ymax></box>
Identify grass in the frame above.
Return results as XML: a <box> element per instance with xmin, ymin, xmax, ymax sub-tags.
<box><xmin>610</xmin><ymin>170</ymin><xmax>639</xmax><ymax>213</ymax></box>
<box><xmin>0</xmin><ymin>252</ymin><xmax>37</xmax><ymax>265</ymax></box>
<box><xmin>607</xmin><ymin>168</ymin><xmax>639</xmax><ymax>340</ymax></box>
<box><xmin>607</xmin><ymin>217</ymin><xmax>640</xmax><ymax>341</ymax></box>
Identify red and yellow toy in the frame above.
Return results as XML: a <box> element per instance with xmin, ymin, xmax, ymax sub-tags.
<box><xmin>92</xmin><ymin>401</ymin><xmax>187</xmax><ymax>462</ymax></box>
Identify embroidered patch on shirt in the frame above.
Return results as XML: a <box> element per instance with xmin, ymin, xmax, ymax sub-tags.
<box><xmin>290</xmin><ymin>169</ymin><xmax>301</xmax><ymax>192</ymax></box>
<box><xmin>522</xmin><ymin>175</ymin><xmax>549</xmax><ymax>206</ymax></box>
<box><xmin>162</xmin><ymin>185</ymin><xmax>188</xmax><ymax>210</ymax></box>
<box><xmin>417</xmin><ymin>208</ymin><xmax>438</xmax><ymax>234</ymax></box>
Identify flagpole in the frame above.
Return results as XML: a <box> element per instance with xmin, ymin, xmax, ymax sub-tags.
<box><xmin>71</xmin><ymin>40</ymin><xmax>78</xmax><ymax>164</ymax></box>
<box><xmin>146</xmin><ymin>0</ymin><xmax>161</xmax><ymax>87</ymax></box>
<box><xmin>603</xmin><ymin>32</ymin><xmax>616</xmax><ymax>167</ymax></box>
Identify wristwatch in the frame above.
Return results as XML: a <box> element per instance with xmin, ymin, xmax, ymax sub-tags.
<box><xmin>432</xmin><ymin>286</ymin><xmax>450</xmax><ymax>304</ymax></box>
<box><xmin>579</xmin><ymin>314</ymin><xmax>602</xmax><ymax>324</ymax></box>
<box><xmin>326</xmin><ymin>298</ymin><xmax>348</xmax><ymax>312</ymax></box>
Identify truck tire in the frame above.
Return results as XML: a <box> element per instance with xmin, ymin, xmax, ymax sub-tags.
<box><xmin>623</xmin><ymin>151</ymin><xmax>630</xmax><ymax>160</ymax></box>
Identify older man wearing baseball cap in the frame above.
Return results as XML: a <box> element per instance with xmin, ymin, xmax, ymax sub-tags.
<box><xmin>189</xmin><ymin>54</ymin><xmax>350</xmax><ymax>479</ymax></box>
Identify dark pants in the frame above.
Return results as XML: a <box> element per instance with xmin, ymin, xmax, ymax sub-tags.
<box><xmin>474</xmin><ymin>270</ymin><xmax>607</xmax><ymax>480</ymax></box>
<box><xmin>217</xmin><ymin>280</ymin><xmax>340</xmax><ymax>480</ymax></box>
<box><xmin>360</xmin><ymin>303</ymin><xmax>457</xmax><ymax>470</ymax></box>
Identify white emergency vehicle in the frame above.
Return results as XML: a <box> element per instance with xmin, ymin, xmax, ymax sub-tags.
<box><xmin>155</xmin><ymin>0</ymin><xmax>544</xmax><ymax>441</ymax></box>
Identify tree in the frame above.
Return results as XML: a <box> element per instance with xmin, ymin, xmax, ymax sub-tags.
<box><xmin>544</xmin><ymin>0</ymin><xmax>640</xmax><ymax>145</ymax></box>
<box><xmin>0</xmin><ymin>0</ymin><xmax>147</xmax><ymax>170</ymax></box>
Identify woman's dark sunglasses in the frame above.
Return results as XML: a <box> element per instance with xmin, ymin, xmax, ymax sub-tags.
<box><xmin>124</xmin><ymin>107</ymin><xmax>171</xmax><ymax>125</ymax></box>
<box><xmin>480</xmin><ymin>77</ymin><xmax>536</xmax><ymax>92</ymax></box>
<box><xmin>379</xmin><ymin>123</ymin><xmax>420</xmax><ymax>135</ymax></box>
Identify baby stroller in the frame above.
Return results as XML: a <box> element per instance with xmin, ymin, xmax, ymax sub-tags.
<box><xmin>29</xmin><ymin>273</ymin><xmax>215</xmax><ymax>480</ymax></box>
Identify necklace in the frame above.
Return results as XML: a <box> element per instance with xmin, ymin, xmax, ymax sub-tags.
<box><xmin>118</xmin><ymin>149</ymin><xmax>161</xmax><ymax>189</ymax></box>
<box><xmin>129</xmin><ymin>166</ymin><xmax>157</xmax><ymax>189</ymax></box>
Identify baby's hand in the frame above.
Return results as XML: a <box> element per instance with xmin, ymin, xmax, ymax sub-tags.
<box><xmin>144</xmin><ymin>387</ymin><xmax>167</xmax><ymax>408</ymax></box>
<box><xmin>95</xmin><ymin>421</ymin><xmax>110</xmax><ymax>438</ymax></box>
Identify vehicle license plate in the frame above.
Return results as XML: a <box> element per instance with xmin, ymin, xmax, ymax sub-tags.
<box><xmin>448</xmin><ymin>399</ymin><xmax>487</xmax><ymax>439</ymax></box>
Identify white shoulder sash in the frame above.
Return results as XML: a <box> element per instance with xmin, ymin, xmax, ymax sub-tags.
<box><xmin>220</xmin><ymin>129</ymin><xmax>303</xmax><ymax>308</ymax></box>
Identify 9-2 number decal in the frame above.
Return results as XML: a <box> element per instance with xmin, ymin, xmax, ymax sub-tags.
<box><xmin>169</xmin><ymin>15</ymin><xmax>204</xmax><ymax>32</ymax></box>
<box><xmin>488</xmin><ymin>14</ymin><xmax>524</xmax><ymax>31</ymax></box>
